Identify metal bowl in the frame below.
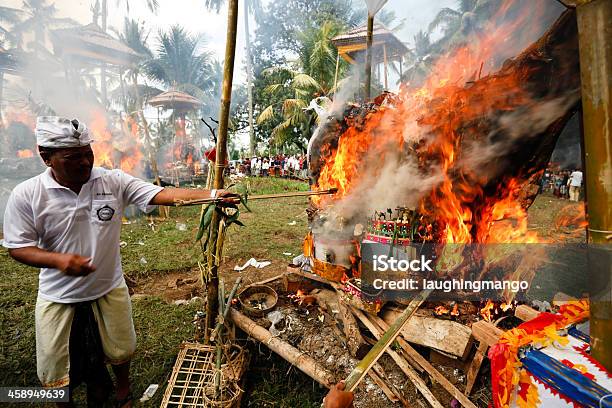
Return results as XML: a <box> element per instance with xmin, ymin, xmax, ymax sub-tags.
<box><xmin>238</xmin><ymin>285</ymin><xmax>278</xmax><ymax>318</ymax></box>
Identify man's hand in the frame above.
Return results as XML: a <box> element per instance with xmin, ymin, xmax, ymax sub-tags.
<box><xmin>53</xmin><ymin>253</ymin><xmax>96</xmax><ymax>276</ymax></box>
<box><xmin>213</xmin><ymin>189</ymin><xmax>241</xmax><ymax>207</ymax></box>
<box><xmin>324</xmin><ymin>382</ymin><xmax>354</xmax><ymax>408</ymax></box>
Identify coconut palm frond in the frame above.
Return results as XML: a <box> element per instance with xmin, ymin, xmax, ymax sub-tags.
<box><xmin>263</xmin><ymin>83</ymin><xmax>283</xmax><ymax>94</ymax></box>
<box><xmin>427</xmin><ymin>8</ymin><xmax>461</xmax><ymax>33</ymax></box>
<box><xmin>281</xmin><ymin>98</ymin><xmax>305</xmax><ymax>116</ymax></box>
<box><xmin>257</xmin><ymin>105</ymin><xmax>275</xmax><ymax>124</ymax></box>
<box><xmin>292</xmin><ymin>73</ymin><xmax>320</xmax><ymax>90</ymax></box>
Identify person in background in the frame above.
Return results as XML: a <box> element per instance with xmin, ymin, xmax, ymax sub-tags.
<box><xmin>568</xmin><ymin>168</ymin><xmax>583</xmax><ymax>202</ymax></box>
<box><xmin>561</xmin><ymin>170</ymin><xmax>570</xmax><ymax>199</ymax></box>
<box><xmin>262</xmin><ymin>158</ymin><xmax>270</xmax><ymax>177</ymax></box>
<box><xmin>3</xmin><ymin>116</ymin><xmax>239</xmax><ymax>408</ymax></box>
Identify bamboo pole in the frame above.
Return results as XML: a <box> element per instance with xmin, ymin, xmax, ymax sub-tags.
<box><xmin>343</xmin><ymin>289</ymin><xmax>431</xmax><ymax>392</ymax></box>
<box><xmin>572</xmin><ymin>0</ymin><xmax>612</xmax><ymax>371</ymax></box>
<box><xmin>229</xmin><ymin>308</ymin><xmax>335</xmax><ymax>388</ymax></box>
<box><xmin>364</xmin><ymin>14</ymin><xmax>374</xmax><ymax>100</ymax></box>
<box><xmin>205</xmin><ymin>0</ymin><xmax>240</xmax><ymax>337</ymax></box>
<box><xmin>334</xmin><ymin>52</ymin><xmax>340</xmax><ymax>95</ymax></box>
<box><xmin>173</xmin><ymin>188</ymin><xmax>338</xmax><ymax>206</ymax></box>
<box><xmin>351</xmin><ymin>305</ymin><xmax>443</xmax><ymax>408</ymax></box>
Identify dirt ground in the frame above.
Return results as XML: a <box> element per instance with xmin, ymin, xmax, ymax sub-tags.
<box><xmin>123</xmin><ymin>192</ymin><xmax>587</xmax><ymax>407</ymax></box>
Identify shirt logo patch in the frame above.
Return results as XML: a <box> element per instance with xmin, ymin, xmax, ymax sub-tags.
<box><xmin>97</xmin><ymin>205</ymin><xmax>115</xmax><ymax>221</ymax></box>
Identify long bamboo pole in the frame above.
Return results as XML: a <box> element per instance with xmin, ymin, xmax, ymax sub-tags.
<box><xmin>230</xmin><ymin>307</ymin><xmax>335</xmax><ymax>388</ymax></box>
<box><xmin>343</xmin><ymin>289</ymin><xmax>431</xmax><ymax>392</ymax></box>
<box><xmin>364</xmin><ymin>14</ymin><xmax>374</xmax><ymax>100</ymax></box>
<box><xmin>205</xmin><ymin>0</ymin><xmax>240</xmax><ymax>337</ymax></box>
<box><xmin>572</xmin><ymin>0</ymin><xmax>612</xmax><ymax>371</ymax></box>
<box><xmin>173</xmin><ymin>188</ymin><xmax>338</xmax><ymax>206</ymax></box>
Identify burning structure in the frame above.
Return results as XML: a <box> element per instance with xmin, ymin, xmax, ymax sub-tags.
<box><xmin>307</xmin><ymin>4</ymin><xmax>581</xmax><ymax>290</ymax></box>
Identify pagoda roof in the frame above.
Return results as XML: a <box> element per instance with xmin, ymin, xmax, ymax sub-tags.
<box><xmin>51</xmin><ymin>23</ymin><xmax>143</xmax><ymax>67</ymax></box>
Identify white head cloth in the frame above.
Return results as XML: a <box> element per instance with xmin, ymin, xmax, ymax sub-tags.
<box><xmin>35</xmin><ymin>116</ymin><xmax>92</xmax><ymax>148</ymax></box>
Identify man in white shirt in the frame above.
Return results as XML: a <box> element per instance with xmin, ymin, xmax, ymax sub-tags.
<box><xmin>3</xmin><ymin>117</ymin><xmax>238</xmax><ymax>407</ymax></box>
<box><xmin>568</xmin><ymin>169</ymin><xmax>583</xmax><ymax>202</ymax></box>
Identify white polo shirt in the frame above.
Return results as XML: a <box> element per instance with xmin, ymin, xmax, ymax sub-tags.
<box><xmin>3</xmin><ymin>167</ymin><xmax>163</xmax><ymax>303</ymax></box>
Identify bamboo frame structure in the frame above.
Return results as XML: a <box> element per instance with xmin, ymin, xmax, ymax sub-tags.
<box><xmin>161</xmin><ymin>343</ymin><xmax>243</xmax><ymax>407</ymax></box>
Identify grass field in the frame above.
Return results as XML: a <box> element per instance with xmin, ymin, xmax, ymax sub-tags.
<box><xmin>0</xmin><ymin>177</ymin><xmax>585</xmax><ymax>407</ymax></box>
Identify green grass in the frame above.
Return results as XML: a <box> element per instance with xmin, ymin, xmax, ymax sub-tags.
<box><xmin>0</xmin><ymin>177</ymin><xmax>324</xmax><ymax>407</ymax></box>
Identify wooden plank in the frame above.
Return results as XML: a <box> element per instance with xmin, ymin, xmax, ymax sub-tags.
<box><xmin>351</xmin><ymin>307</ymin><xmax>444</xmax><ymax>408</ymax></box>
<box><xmin>382</xmin><ymin>309</ymin><xmax>473</xmax><ymax>358</ymax></box>
<box><xmin>470</xmin><ymin>320</ymin><xmax>504</xmax><ymax>347</ymax></box>
<box><xmin>465</xmin><ymin>342</ymin><xmax>488</xmax><ymax>396</ymax></box>
<box><xmin>312</xmin><ymin>289</ymin><xmax>369</xmax><ymax>358</ymax></box>
<box><xmin>369</xmin><ymin>367</ymin><xmax>399</xmax><ymax>403</ymax></box>
<box><xmin>373</xmin><ymin>364</ymin><xmax>411</xmax><ymax>407</ymax></box>
<box><xmin>429</xmin><ymin>350</ymin><xmax>466</xmax><ymax>371</ymax></box>
<box><xmin>515</xmin><ymin>304</ymin><xmax>540</xmax><ymax>322</ymax></box>
<box><xmin>372</xmin><ymin>315</ymin><xmax>477</xmax><ymax>408</ymax></box>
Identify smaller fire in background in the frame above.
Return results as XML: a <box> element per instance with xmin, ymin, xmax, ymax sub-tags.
<box><xmin>17</xmin><ymin>149</ymin><xmax>34</xmax><ymax>158</ymax></box>
<box><xmin>89</xmin><ymin>112</ymin><xmax>144</xmax><ymax>175</ymax></box>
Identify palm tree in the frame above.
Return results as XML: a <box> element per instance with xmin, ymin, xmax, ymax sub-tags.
<box><xmin>116</xmin><ymin>18</ymin><xmax>162</xmax><ymax>183</ymax></box>
<box><xmin>145</xmin><ymin>26</ymin><xmax>217</xmax><ymax>100</ymax></box>
<box><xmin>205</xmin><ymin>0</ymin><xmax>262</xmax><ymax>157</ymax></box>
<box><xmin>428</xmin><ymin>0</ymin><xmax>497</xmax><ymax>52</ymax></box>
<box><xmin>12</xmin><ymin>0</ymin><xmax>75</xmax><ymax>50</ymax></box>
<box><xmin>401</xmin><ymin>30</ymin><xmax>433</xmax><ymax>85</ymax></box>
<box><xmin>94</xmin><ymin>0</ymin><xmax>158</xmax><ymax>106</ymax></box>
<box><xmin>257</xmin><ymin>21</ymin><xmax>341</xmax><ymax>150</ymax></box>
<box><xmin>0</xmin><ymin>6</ymin><xmax>22</xmax><ymax>47</ymax></box>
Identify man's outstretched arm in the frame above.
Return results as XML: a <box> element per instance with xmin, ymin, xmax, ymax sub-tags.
<box><xmin>150</xmin><ymin>188</ymin><xmax>240</xmax><ymax>206</ymax></box>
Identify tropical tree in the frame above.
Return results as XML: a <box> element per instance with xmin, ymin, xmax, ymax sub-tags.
<box><xmin>257</xmin><ymin>20</ymin><xmax>343</xmax><ymax>150</ymax></box>
<box><xmin>0</xmin><ymin>6</ymin><xmax>22</xmax><ymax>47</ymax></box>
<box><xmin>428</xmin><ymin>0</ymin><xmax>498</xmax><ymax>52</ymax></box>
<box><xmin>204</xmin><ymin>0</ymin><xmax>262</xmax><ymax>157</ymax></box>
<box><xmin>12</xmin><ymin>0</ymin><xmax>75</xmax><ymax>50</ymax></box>
<box><xmin>401</xmin><ymin>30</ymin><xmax>433</xmax><ymax>85</ymax></box>
<box><xmin>145</xmin><ymin>25</ymin><xmax>218</xmax><ymax>102</ymax></box>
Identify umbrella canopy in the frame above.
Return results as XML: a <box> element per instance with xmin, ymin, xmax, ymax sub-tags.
<box><xmin>147</xmin><ymin>89</ymin><xmax>203</xmax><ymax>111</ymax></box>
<box><xmin>51</xmin><ymin>23</ymin><xmax>143</xmax><ymax>67</ymax></box>
<box><xmin>332</xmin><ymin>24</ymin><xmax>408</xmax><ymax>64</ymax></box>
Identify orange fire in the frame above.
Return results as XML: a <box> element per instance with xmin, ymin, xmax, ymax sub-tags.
<box><xmin>17</xmin><ymin>149</ymin><xmax>34</xmax><ymax>158</ymax></box>
<box><xmin>480</xmin><ymin>300</ymin><xmax>495</xmax><ymax>322</ymax></box>
<box><xmin>89</xmin><ymin>112</ymin><xmax>144</xmax><ymax>174</ymax></box>
<box><xmin>313</xmin><ymin>1</ymin><xmax>561</xmax><ymax>249</ymax></box>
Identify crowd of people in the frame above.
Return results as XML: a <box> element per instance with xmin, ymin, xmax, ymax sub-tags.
<box><xmin>540</xmin><ymin>167</ymin><xmax>583</xmax><ymax>201</ymax></box>
<box><xmin>233</xmin><ymin>154</ymin><xmax>309</xmax><ymax>179</ymax></box>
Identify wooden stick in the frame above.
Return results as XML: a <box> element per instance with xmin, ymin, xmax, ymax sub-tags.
<box><xmin>371</xmin><ymin>315</ymin><xmax>477</xmax><ymax>408</ymax></box>
<box><xmin>515</xmin><ymin>304</ymin><xmax>540</xmax><ymax>322</ymax></box>
<box><xmin>368</xmin><ymin>368</ymin><xmax>399</xmax><ymax>403</ymax></box>
<box><xmin>230</xmin><ymin>307</ymin><xmax>335</xmax><ymax>388</ymax></box>
<box><xmin>351</xmin><ymin>306</ymin><xmax>443</xmax><ymax>408</ymax></box>
<box><xmin>344</xmin><ymin>289</ymin><xmax>431</xmax><ymax>392</ymax></box>
<box><xmin>373</xmin><ymin>363</ymin><xmax>411</xmax><ymax>407</ymax></box>
<box><xmin>173</xmin><ymin>188</ymin><xmax>338</xmax><ymax>206</ymax></box>
<box><xmin>210</xmin><ymin>277</ymin><xmax>242</xmax><ymax>342</ymax></box>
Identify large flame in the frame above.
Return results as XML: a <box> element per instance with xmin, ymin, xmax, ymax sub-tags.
<box><xmin>89</xmin><ymin>112</ymin><xmax>143</xmax><ymax>175</ymax></box>
<box><xmin>314</xmin><ymin>1</ymin><xmax>567</xmax><ymax>247</ymax></box>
